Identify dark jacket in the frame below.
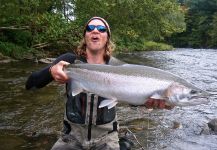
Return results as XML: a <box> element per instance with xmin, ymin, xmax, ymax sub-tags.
<box><xmin>26</xmin><ymin>52</ymin><xmax>116</xmax><ymax>125</ymax></box>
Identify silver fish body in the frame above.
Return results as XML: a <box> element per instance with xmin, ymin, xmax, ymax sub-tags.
<box><xmin>65</xmin><ymin>63</ymin><xmax>209</xmax><ymax>108</ymax></box>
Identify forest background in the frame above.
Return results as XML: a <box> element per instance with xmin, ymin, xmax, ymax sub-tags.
<box><xmin>0</xmin><ymin>0</ymin><xmax>217</xmax><ymax>59</ymax></box>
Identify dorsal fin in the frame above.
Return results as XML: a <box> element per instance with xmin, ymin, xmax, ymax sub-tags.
<box><xmin>69</xmin><ymin>80</ymin><xmax>83</xmax><ymax>96</ymax></box>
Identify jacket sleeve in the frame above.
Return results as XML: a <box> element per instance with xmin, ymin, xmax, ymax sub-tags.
<box><xmin>25</xmin><ymin>52</ymin><xmax>76</xmax><ymax>90</ymax></box>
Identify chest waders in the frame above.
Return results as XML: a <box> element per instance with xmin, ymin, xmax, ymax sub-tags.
<box><xmin>51</xmin><ymin>83</ymin><xmax>119</xmax><ymax>150</ymax></box>
<box><xmin>51</xmin><ymin>57</ymin><xmax>130</xmax><ymax>150</ymax></box>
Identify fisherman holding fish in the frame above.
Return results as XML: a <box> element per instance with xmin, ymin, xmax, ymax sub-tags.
<box><xmin>26</xmin><ymin>17</ymin><xmax>191</xmax><ymax>150</ymax></box>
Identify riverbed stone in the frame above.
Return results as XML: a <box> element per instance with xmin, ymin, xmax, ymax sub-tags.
<box><xmin>208</xmin><ymin>118</ymin><xmax>217</xmax><ymax>132</ymax></box>
<box><xmin>0</xmin><ymin>53</ymin><xmax>17</xmax><ymax>63</ymax></box>
<box><xmin>38</xmin><ymin>58</ymin><xmax>56</xmax><ymax>64</ymax></box>
<box><xmin>200</xmin><ymin>124</ymin><xmax>210</xmax><ymax>135</ymax></box>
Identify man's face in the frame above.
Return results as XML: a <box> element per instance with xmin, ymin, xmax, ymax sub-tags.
<box><xmin>85</xmin><ymin>19</ymin><xmax>108</xmax><ymax>53</ymax></box>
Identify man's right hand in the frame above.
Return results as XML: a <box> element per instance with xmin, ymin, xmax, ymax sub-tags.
<box><xmin>50</xmin><ymin>61</ymin><xmax>70</xmax><ymax>84</ymax></box>
<box><xmin>144</xmin><ymin>98</ymin><xmax>174</xmax><ymax>110</ymax></box>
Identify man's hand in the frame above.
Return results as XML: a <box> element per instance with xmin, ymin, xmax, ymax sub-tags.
<box><xmin>50</xmin><ymin>61</ymin><xmax>70</xmax><ymax>84</ymax></box>
<box><xmin>144</xmin><ymin>98</ymin><xmax>174</xmax><ymax>110</ymax></box>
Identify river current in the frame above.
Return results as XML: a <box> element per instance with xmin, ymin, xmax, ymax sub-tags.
<box><xmin>0</xmin><ymin>48</ymin><xmax>217</xmax><ymax>150</ymax></box>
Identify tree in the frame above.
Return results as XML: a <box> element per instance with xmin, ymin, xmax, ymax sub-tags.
<box><xmin>0</xmin><ymin>0</ymin><xmax>186</xmax><ymax>58</ymax></box>
<box><xmin>72</xmin><ymin>0</ymin><xmax>185</xmax><ymax>50</ymax></box>
<box><xmin>208</xmin><ymin>12</ymin><xmax>217</xmax><ymax>47</ymax></box>
<box><xmin>168</xmin><ymin>0</ymin><xmax>217</xmax><ymax>48</ymax></box>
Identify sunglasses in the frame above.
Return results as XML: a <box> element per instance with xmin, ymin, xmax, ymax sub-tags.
<box><xmin>86</xmin><ymin>25</ymin><xmax>107</xmax><ymax>33</ymax></box>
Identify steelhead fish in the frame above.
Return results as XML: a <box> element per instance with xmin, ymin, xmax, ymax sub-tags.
<box><xmin>64</xmin><ymin>63</ymin><xmax>210</xmax><ymax>109</ymax></box>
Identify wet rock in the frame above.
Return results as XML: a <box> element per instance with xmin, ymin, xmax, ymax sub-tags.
<box><xmin>119</xmin><ymin>136</ymin><xmax>134</xmax><ymax>150</ymax></box>
<box><xmin>172</xmin><ymin>121</ymin><xmax>182</xmax><ymax>129</ymax></box>
<box><xmin>0</xmin><ymin>52</ymin><xmax>9</xmax><ymax>59</ymax></box>
<box><xmin>208</xmin><ymin>118</ymin><xmax>217</xmax><ymax>132</ymax></box>
<box><xmin>0</xmin><ymin>58</ymin><xmax>17</xmax><ymax>63</ymax></box>
<box><xmin>0</xmin><ymin>59</ymin><xmax>15</xmax><ymax>63</ymax></box>
<box><xmin>31</xmin><ymin>131</ymin><xmax>39</xmax><ymax>137</ymax></box>
<box><xmin>0</xmin><ymin>52</ymin><xmax>17</xmax><ymax>63</ymax></box>
<box><xmin>38</xmin><ymin>58</ymin><xmax>56</xmax><ymax>64</ymax></box>
<box><xmin>200</xmin><ymin>124</ymin><xmax>210</xmax><ymax>135</ymax></box>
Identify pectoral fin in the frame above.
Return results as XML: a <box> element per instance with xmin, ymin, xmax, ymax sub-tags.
<box><xmin>71</xmin><ymin>80</ymin><xmax>83</xmax><ymax>96</ymax></box>
<box><xmin>99</xmin><ymin>99</ymin><xmax>117</xmax><ymax>109</ymax></box>
<box><xmin>108</xmin><ymin>101</ymin><xmax>118</xmax><ymax>109</ymax></box>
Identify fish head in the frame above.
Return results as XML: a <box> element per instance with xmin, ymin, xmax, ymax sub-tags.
<box><xmin>166</xmin><ymin>82</ymin><xmax>210</xmax><ymax>106</ymax></box>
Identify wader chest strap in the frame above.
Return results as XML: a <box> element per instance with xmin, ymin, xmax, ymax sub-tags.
<box><xmin>85</xmin><ymin>93</ymin><xmax>98</xmax><ymax>125</ymax></box>
<box><xmin>85</xmin><ymin>93</ymin><xmax>91</xmax><ymax>125</ymax></box>
<box><xmin>92</xmin><ymin>95</ymin><xmax>98</xmax><ymax>125</ymax></box>
<box><xmin>85</xmin><ymin>93</ymin><xmax>99</xmax><ymax>141</ymax></box>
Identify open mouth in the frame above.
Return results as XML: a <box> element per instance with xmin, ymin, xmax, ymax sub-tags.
<box><xmin>91</xmin><ymin>36</ymin><xmax>100</xmax><ymax>42</ymax></box>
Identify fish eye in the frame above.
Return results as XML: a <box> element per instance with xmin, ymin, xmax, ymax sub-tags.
<box><xmin>190</xmin><ymin>90</ymin><xmax>197</xmax><ymax>94</ymax></box>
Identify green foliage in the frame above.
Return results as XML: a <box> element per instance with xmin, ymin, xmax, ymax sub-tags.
<box><xmin>115</xmin><ymin>38</ymin><xmax>173</xmax><ymax>52</ymax></box>
<box><xmin>208</xmin><ymin>12</ymin><xmax>217</xmax><ymax>47</ymax></box>
<box><xmin>167</xmin><ymin>0</ymin><xmax>217</xmax><ymax>48</ymax></box>
<box><xmin>30</xmin><ymin>13</ymin><xmax>77</xmax><ymax>44</ymax></box>
<box><xmin>143</xmin><ymin>41</ymin><xmax>173</xmax><ymax>51</ymax></box>
<box><xmin>1</xmin><ymin>30</ymin><xmax>32</xmax><ymax>47</ymax></box>
<box><xmin>74</xmin><ymin>0</ymin><xmax>185</xmax><ymax>40</ymax></box>
<box><xmin>0</xmin><ymin>0</ymin><xmax>186</xmax><ymax>59</ymax></box>
<box><xmin>0</xmin><ymin>41</ymin><xmax>32</xmax><ymax>59</ymax></box>
<box><xmin>115</xmin><ymin>38</ymin><xmax>146</xmax><ymax>52</ymax></box>
<box><xmin>186</xmin><ymin>0</ymin><xmax>217</xmax><ymax>13</ymax></box>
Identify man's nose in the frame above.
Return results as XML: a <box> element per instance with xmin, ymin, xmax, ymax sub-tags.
<box><xmin>92</xmin><ymin>28</ymin><xmax>99</xmax><ymax>33</ymax></box>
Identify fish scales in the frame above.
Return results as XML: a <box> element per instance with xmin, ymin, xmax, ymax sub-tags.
<box><xmin>65</xmin><ymin>63</ymin><xmax>210</xmax><ymax>108</ymax></box>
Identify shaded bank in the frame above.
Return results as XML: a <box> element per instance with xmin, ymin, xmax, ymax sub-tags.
<box><xmin>0</xmin><ymin>40</ymin><xmax>174</xmax><ymax>62</ymax></box>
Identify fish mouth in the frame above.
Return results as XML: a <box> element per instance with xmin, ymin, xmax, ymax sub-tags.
<box><xmin>193</xmin><ymin>89</ymin><xmax>211</xmax><ymax>95</ymax></box>
<box><xmin>168</xmin><ymin>92</ymin><xmax>210</xmax><ymax>106</ymax></box>
<box><xmin>176</xmin><ymin>97</ymin><xmax>210</xmax><ymax>106</ymax></box>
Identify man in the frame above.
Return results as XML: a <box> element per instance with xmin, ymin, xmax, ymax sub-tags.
<box><xmin>26</xmin><ymin>17</ymin><xmax>172</xmax><ymax>150</ymax></box>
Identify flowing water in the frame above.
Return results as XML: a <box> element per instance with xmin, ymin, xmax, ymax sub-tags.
<box><xmin>0</xmin><ymin>48</ymin><xmax>217</xmax><ymax>150</ymax></box>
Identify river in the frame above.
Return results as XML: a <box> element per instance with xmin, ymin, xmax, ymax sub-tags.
<box><xmin>0</xmin><ymin>48</ymin><xmax>217</xmax><ymax>150</ymax></box>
